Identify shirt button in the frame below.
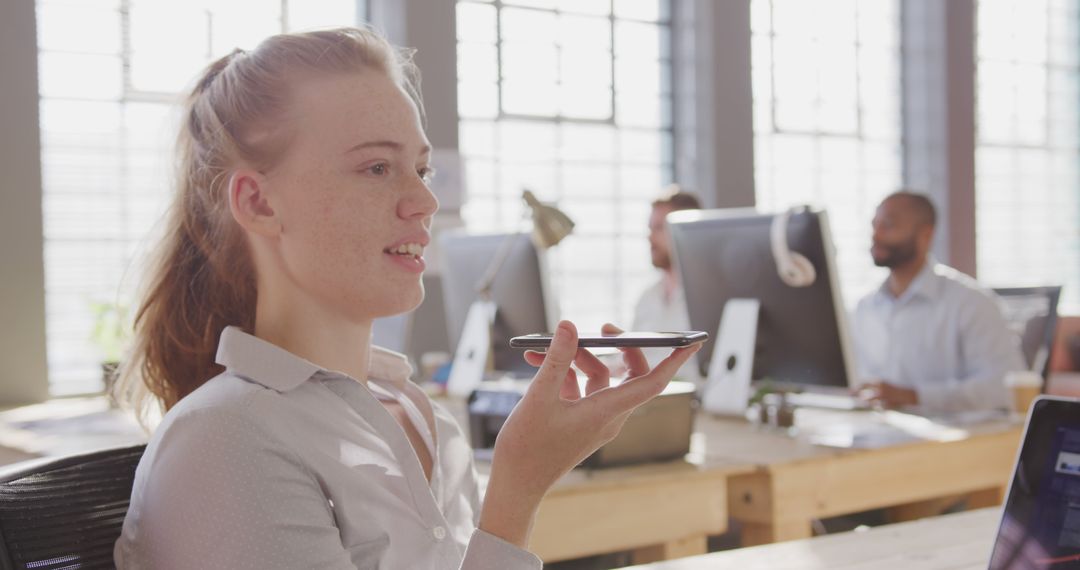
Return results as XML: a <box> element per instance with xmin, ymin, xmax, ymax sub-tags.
<box><xmin>433</xmin><ymin>526</ymin><xmax>447</xmax><ymax>541</ymax></box>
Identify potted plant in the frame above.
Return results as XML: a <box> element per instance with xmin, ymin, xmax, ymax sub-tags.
<box><xmin>747</xmin><ymin>379</ymin><xmax>776</xmax><ymax>424</ymax></box>
<box><xmin>747</xmin><ymin>379</ymin><xmax>797</xmax><ymax>428</ymax></box>
<box><xmin>89</xmin><ymin>300</ymin><xmax>130</xmax><ymax>402</ymax></box>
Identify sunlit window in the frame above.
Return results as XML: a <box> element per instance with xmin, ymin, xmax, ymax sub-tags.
<box><xmin>976</xmin><ymin>0</ymin><xmax>1080</xmax><ymax>311</ymax></box>
<box><xmin>750</xmin><ymin>0</ymin><xmax>902</xmax><ymax>306</ymax></box>
<box><xmin>37</xmin><ymin>0</ymin><xmax>364</xmax><ymax>395</ymax></box>
<box><xmin>456</xmin><ymin>0</ymin><xmax>675</xmax><ymax>330</ymax></box>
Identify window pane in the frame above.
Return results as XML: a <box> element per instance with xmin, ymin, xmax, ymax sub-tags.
<box><xmin>616</xmin><ymin>93</ymin><xmax>670</xmax><ymax>127</ymax></box>
<box><xmin>563</xmin><ymin>48</ymin><xmax>613</xmax><ymax>88</ymax></box>
<box><xmin>458</xmin><ymin>42</ymin><xmax>499</xmax><ymax>83</ymax></box>
<box><xmin>502</xmin><ymin>81</ymin><xmax>558</xmax><ymax>116</ymax></box>
<box><xmin>614</xmin><ymin>21</ymin><xmax>669</xmax><ymax>60</ymax></box>
<box><xmin>976</xmin><ymin>0</ymin><xmax>1080</xmax><ymax>311</ymax></box>
<box><xmin>752</xmin><ymin>0</ymin><xmax>902</xmax><ymax>303</ymax></box>
<box><xmin>560</xmin><ymin>164</ymin><xmax>616</xmax><ymax>199</ymax></box>
<box><xmin>37</xmin><ymin>0</ymin><xmax>366</xmax><ymax>395</ymax></box>
<box><xmin>39</xmin><ymin>52</ymin><xmax>124</xmax><ymax>100</ymax></box>
<box><xmin>501</xmin><ymin>43</ymin><xmax>558</xmax><ymax>83</ymax></box>
<box><xmin>504</xmin><ymin>0</ymin><xmax>556</xmax><ymax>8</ymax></box>
<box><xmin>287</xmin><ymin>0</ymin><xmax>356</xmax><ymax>30</ymax></box>
<box><xmin>207</xmin><ymin>5</ymin><xmax>282</xmax><ymax>57</ymax></box>
<box><xmin>457</xmin><ymin>2</ymin><xmax>497</xmax><ymax>43</ymax></box>
<box><xmin>560</xmin><ymin>123</ymin><xmax>617</xmax><ymax>162</ymax></box>
<box><xmin>458</xmin><ymin>81</ymin><xmax>499</xmax><ymax>119</ymax></box>
<box><xmin>501</xmin><ymin>7</ymin><xmax>556</xmax><ymax>43</ymax></box>
<box><xmin>457</xmin><ymin>1</ymin><xmax>674</xmax><ymax>330</ymax></box>
<box><xmin>128</xmin><ymin>4</ymin><xmax>210</xmax><ymax>93</ymax></box>
<box><xmin>560</xmin><ymin>85</ymin><xmax>613</xmax><ymax>120</ymax></box>
<box><xmin>559</xmin><ymin>13</ymin><xmax>611</xmax><ymax>49</ymax></box>
<box><xmin>459</xmin><ymin>120</ymin><xmax>498</xmax><ymax>158</ymax></box>
<box><xmin>559</xmin><ymin>0</ymin><xmax>610</xmax><ymax>16</ymax></box>
<box><xmin>37</xmin><ymin>4</ymin><xmax>122</xmax><ymax>54</ymax></box>
<box><xmin>613</xmin><ymin>0</ymin><xmax>668</xmax><ymax>22</ymax></box>
<box><xmin>615</xmin><ymin>57</ymin><xmax>665</xmax><ymax>96</ymax></box>
<box><xmin>500</xmin><ymin>121</ymin><xmax>559</xmax><ymax>162</ymax></box>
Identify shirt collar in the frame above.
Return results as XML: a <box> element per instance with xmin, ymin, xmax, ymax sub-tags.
<box><xmin>874</xmin><ymin>257</ymin><xmax>942</xmax><ymax>304</ymax></box>
<box><xmin>215</xmin><ymin>326</ymin><xmax>414</xmax><ymax>392</ymax></box>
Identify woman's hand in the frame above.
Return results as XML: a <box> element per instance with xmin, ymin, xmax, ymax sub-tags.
<box><xmin>477</xmin><ymin>320</ymin><xmax>701</xmax><ymax>548</ymax></box>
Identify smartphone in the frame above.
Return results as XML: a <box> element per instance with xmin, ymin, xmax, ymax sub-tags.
<box><xmin>509</xmin><ymin>331</ymin><xmax>709</xmax><ymax>349</ymax></box>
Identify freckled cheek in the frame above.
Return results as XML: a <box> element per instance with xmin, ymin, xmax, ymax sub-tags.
<box><xmin>313</xmin><ymin>213</ymin><xmax>386</xmax><ymax>273</ymax></box>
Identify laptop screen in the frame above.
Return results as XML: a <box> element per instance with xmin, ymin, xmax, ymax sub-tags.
<box><xmin>990</xmin><ymin>397</ymin><xmax>1080</xmax><ymax>569</ymax></box>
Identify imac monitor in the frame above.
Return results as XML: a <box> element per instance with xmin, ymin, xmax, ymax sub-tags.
<box><xmin>439</xmin><ymin>232</ymin><xmax>556</xmax><ymax>375</ymax></box>
<box><xmin>667</xmin><ymin>207</ymin><xmax>857</xmax><ymax>391</ymax></box>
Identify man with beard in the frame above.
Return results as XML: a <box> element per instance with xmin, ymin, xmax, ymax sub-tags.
<box><xmin>852</xmin><ymin>191</ymin><xmax>1024</xmax><ymax>414</ymax></box>
<box><xmin>630</xmin><ymin>186</ymin><xmax>701</xmax><ymax>379</ymax></box>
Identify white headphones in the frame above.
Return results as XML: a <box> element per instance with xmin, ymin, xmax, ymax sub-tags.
<box><xmin>770</xmin><ymin>206</ymin><xmax>817</xmax><ymax>288</ymax></box>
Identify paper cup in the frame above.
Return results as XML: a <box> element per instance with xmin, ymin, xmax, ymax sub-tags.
<box><xmin>1006</xmin><ymin>370</ymin><xmax>1044</xmax><ymax>415</ymax></box>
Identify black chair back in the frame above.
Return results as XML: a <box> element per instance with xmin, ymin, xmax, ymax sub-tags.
<box><xmin>0</xmin><ymin>445</ymin><xmax>145</xmax><ymax>570</ymax></box>
<box><xmin>994</xmin><ymin>286</ymin><xmax>1063</xmax><ymax>383</ymax></box>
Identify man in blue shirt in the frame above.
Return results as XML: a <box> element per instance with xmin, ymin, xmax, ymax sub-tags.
<box><xmin>853</xmin><ymin>191</ymin><xmax>1025</xmax><ymax>415</ymax></box>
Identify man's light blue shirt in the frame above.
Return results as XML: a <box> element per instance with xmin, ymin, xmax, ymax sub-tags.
<box><xmin>853</xmin><ymin>259</ymin><xmax>1025</xmax><ymax>415</ymax></box>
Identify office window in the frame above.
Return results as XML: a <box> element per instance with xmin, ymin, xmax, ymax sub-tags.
<box><xmin>750</xmin><ymin>0</ymin><xmax>903</xmax><ymax>306</ymax></box>
<box><xmin>976</xmin><ymin>0</ymin><xmax>1080</xmax><ymax>311</ymax></box>
<box><xmin>456</xmin><ymin>0</ymin><xmax>675</xmax><ymax>330</ymax></box>
<box><xmin>37</xmin><ymin>0</ymin><xmax>364</xmax><ymax>395</ymax></box>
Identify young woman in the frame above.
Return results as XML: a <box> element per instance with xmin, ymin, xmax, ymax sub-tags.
<box><xmin>113</xmin><ymin>27</ymin><xmax>699</xmax><ymax>569</ymax></box>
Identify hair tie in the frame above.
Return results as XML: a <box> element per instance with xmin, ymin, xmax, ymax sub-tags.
<box><xmin>195</xmin><ymin>48</ymin><xmax>247</xmax><ymax>94</ymax></box>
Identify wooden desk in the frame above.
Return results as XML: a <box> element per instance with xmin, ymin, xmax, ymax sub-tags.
<box><xmin>697</xmin><ymin>409</ymin><xmax>1022</xmax><ymax>545</ymax></box>
<box><xmin>477</xmin><ymin>458</ymin><xmax>749</xmax><ymax>564</ymax></box>
<box><xmin>445</xmin><ymin>388</ymin><xmax>751</xmax><ymax>564</ymax></box>
<box><xmin>620</xmin><ymin>507</ymin><xmax>999</xmax><ymax>569</ymax></box>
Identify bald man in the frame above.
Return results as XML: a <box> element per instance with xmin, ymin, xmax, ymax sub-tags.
<box><xmin>852</xmin><ymin>191</ymin><xmax>1024</xmax><ymax>415</ymax></box>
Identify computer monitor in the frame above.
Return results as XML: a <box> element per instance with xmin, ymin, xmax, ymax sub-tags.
<box><xmin>667</xmin><ymin>206</ymin><xmax>857</xmax><ymax>391</ymax></box>
<box><xmin>438</xmin><ymin>231</ymin><xmax>557</xmax><ymax>375</ymax></box>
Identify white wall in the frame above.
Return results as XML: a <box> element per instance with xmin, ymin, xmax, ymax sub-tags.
<box><xmin>0</xmin><ymin>0</ymin><xmax>50</xmax><ymax>404</ymax></box>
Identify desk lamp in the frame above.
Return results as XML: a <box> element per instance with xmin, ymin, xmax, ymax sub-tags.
<box><xmin>446</xmin><ymin>189</ymin><xmax>574</xmax><ymax>397</ymax></box>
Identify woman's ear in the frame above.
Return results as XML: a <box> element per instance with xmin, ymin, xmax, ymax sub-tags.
<box><xmin>227</xmin><ymin>169</ymin><xmax>281</xmax><ymax>237</ymax></box>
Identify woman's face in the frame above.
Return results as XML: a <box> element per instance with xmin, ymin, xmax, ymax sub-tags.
<box><xmin>261</xmin><ymin>70</ymin><xmax>438</xmax><ymax>322</ymax></box>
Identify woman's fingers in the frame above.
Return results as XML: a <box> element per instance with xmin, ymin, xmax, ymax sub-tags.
<box><xmin>600</xmin><ymin>323</ymin><xmax>622</xmax><ymax>335</ymax></box>
<box><xmin>528</xmin><ymin>321</ymin><xmax>578</xmax><ymax>401</ymax></box>
<box><xmin>573</xmin><ymin>348</ymin><xmax>611</xmax><ymax>396</ymax></box>
<box><xmin>602</xmin><ymin>322</ymin><xmax>649</xmax><ymax>377</ymax></box>
<box><xmin>595</xmin><ymin>344</ymin><xmax>701</xmax><ymax>412</ymax></box>
<box><xmin>527</xmin><ymin>341</ymin><xmax>611</xmax><ymax>398</ymax></box>
<box><xmin>621</xmin><ymin>346</ymin><xmax>650</xmax><ymax>378</ymax></box>
<box><xmin>523</xmin><ymin>350</ymin><xmax>546</xmax><ymax>367</ymax></box>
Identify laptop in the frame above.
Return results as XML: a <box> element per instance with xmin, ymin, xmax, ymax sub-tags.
<box><xmin>990</xmin><ymin>396</ymin><xmax>1080</xmax><ymax>569</ymax></box>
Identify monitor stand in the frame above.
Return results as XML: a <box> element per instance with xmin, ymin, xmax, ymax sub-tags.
<box><xmin>700</xmin><ymin>298</ymin><xmax>864</xmax><ymax>415</ymax></box>
<box><xmin>702</xmin><ymin>298</ymin><xmax>759</xmax><ymax>416</ymax></box>
<box><xmin>447</xmin><ymin>299</ymin><xmax>497</xmax><ymax>397</ymax></box>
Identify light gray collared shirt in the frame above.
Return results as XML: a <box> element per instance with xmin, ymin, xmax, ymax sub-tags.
<box><xmin>115</xmin><ymin>326</ymin><xmax>541</xmax><ymax>569</ymax></box>
<box><xmin>853</xmin><ymin>260</ymin><xmax>1025</xmax><ymax>415</ymax></box>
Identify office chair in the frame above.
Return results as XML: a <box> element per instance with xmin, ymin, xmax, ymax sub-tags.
<box><xmin>0</xmin><ymin>444</ymin><xmax>145</xmax><ymax>570</ymax></box>
<box><xmin>994</xmin><ymin>286</ymin><xmax>1063</xmax><ymax>382</ymax></box>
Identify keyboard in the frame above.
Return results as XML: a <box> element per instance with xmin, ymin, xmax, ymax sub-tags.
<box><xmin>785</xmin><ymin>391</ymin><xmax>872</xmax><ymax>411</ymax></box>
